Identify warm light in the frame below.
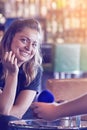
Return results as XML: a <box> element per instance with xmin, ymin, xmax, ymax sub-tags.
<box><xmin>51</xmin><ymin>2</ymin><xmax>57</xmax><ymax>10</ymax></box>
<box><xmin>41</xmin><ymin>6</ymin><xmax>47</xmax><ymax>16</ymax></box>
<box><xmin>16</xmin><ymin>0</ymin><xmax>23</xmax><ymax>2</ymax></box>
<box><xmin>0</xmin><ymin>17</ymin><xmax>6</xmax><ymax>24</ymax></box>
<box><xmin>0</xmin><ymin>13</ymin><xmax>6</xmax><ymax>24</ymax></box>
<box><xmin>69</xmin><ymin>0</ymin><xmax>76</xmax><ymax>9</ymax></box>
<box><xmin>0</xmin><ymin>14</ymin><xmax>3</xmax><ymax>18</ymax></box>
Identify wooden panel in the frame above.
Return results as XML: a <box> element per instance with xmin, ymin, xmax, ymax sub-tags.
<box><xmin>46</xmin><ymin>78</ymin><xmax>87</xmax><ymax>102</ymax></box>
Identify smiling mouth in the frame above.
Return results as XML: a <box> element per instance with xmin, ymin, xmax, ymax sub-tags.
<box><xmin>20</xmin><ymin>51</ymin><xmax>30</xmax><ymax>57</ymax></box>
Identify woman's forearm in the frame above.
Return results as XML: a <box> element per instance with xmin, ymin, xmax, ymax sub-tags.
<box><xmin>0</xmin><ymin>72</ymin><xmax>18</xmax><ymax>115</ymax></box>
<box><xmin>57</xmin><ymin>94</ymin><xmax>87</xmax><ymax>118</ymax></box>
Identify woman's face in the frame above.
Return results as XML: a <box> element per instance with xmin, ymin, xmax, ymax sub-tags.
<box><xmin>11</xmin><ymin>28</ymin><xmax>40</xmax><ymax>66</ymax></box>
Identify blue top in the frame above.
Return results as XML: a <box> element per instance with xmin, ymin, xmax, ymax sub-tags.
<box><xmin>0</xmin><ymin>63</ymin><xmax>42</xmax><ymax>102</ymax></box>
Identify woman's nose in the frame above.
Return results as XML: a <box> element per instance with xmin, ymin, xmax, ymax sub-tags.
<box><xmin>25</xmin><ymin>43</ymin><xmax>32</xmax><ymax>50</ymax></box>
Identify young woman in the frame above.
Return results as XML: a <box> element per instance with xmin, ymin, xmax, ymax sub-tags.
<box><xmin>0</xmin><ymin>18</ymin><xmax>42</xmax><ymax>129</ymax></box>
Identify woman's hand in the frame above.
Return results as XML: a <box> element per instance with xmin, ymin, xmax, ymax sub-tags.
<box><xmin>31</xmin><ymin>102</ymin><xmax>58</xmax><ymax>121</ymax></box>
<box><xmin>3</xmin><ymin>51</ymin><xmax>19</xmax><ymax>74</ymax></box>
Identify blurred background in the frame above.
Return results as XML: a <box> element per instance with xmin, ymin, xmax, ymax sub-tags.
<box><xmin>1</xmin><ymin>0</ymin><xmax>87</xmax><ymax>89</ymax></box>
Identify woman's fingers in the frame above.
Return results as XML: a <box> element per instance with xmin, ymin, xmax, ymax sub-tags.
<box><xmin>14</xmin><ymin>57</ymin><xmax>17</xmax><ymax>66</ymax></box>
<box><xmin>11</xmin><ymin>53</ymin><xmax>16</xmax><ymax>64</ymax></box>
<box><xmin>3</xmin><ymin>51</ymin><xmax>18</xmax><ymax>73</ymax></box>
<box><xmin>5</xmin><ymin>51</ymin><xmax>15</xmax><ymax>64</ymax></box>
<box><xmin>31</xmin><ymin>103</ymin><xmax>43</xmax><ymax>118</ymax></box>
<box><xmin>8</xmin><ymin>51</ymin><xmax>12</xmax><ymax>62</ymax></box>
<box><xmin>4</xmin><ymin>51</ymin><xmax>17</xmax><ymax>64</ymax></box>
<box><xmin>4</xmin><ymin>52</ymin><xmax>8</xmax><ymax>61</ymax></box>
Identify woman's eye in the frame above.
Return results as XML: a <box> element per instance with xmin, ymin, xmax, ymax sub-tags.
<box><xmin>32</xmin><ymin>42</ymin><xmax>37</xmax><ymax>47</ymax></box>
<box><xmin>20</xmin><ymin>37</ymin><xmax>37</xmax><ymax>47</ymax></box>
<box><xmin>20</xmin><ymin>38</ymin><xmax>27</xmax><ymax>43</ymax></box>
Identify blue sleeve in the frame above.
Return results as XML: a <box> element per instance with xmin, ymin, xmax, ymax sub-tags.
<box><xmin>21</xmin><ymin>67</ymin><xmax>42</xmax><ymax>93</ymax></box>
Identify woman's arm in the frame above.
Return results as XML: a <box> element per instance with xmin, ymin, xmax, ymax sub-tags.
<box><xmin>0</xmin><ymin>73</ymin><xmax>18</xmax><ymax>115</ymax></box>
<box><xmin>0</xmin><ymin>51</ymin><xmax>19</xmax><ymax>115</ymax></box>
<box><xmin>10</xmin><ymin>68</ymin><xmax>42</xmax><ymax>119</ymax></box>
<box><xmin>10</xmin><ymin>90</ymin><xmax>36</xmax><ymax>119</ymax></box>
<box><xmin>31</xmin><ymin>93</ymin><xmax>87</xmax><ymax>121</ymax></box>
<box><xmin>56</xmin><ymin>93</ymin><xmax>87</xmax><ymax>118</ymax></box>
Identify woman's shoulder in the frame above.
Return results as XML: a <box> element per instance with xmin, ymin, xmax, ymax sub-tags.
<box><xmin>37</xmin><ymin>66</ymin><xmax>43</xmax><ymax>76</ymax></box>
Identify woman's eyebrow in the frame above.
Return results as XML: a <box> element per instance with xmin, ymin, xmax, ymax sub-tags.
<box><xmin>26</xmin><ymin>37</ymin><xmax>38</xmax><ymax>43</ymax></box>
<box><xmin>19</xmin><ymin>35</ymin><xmax>38</xmax><ymax>43</ymax></box>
